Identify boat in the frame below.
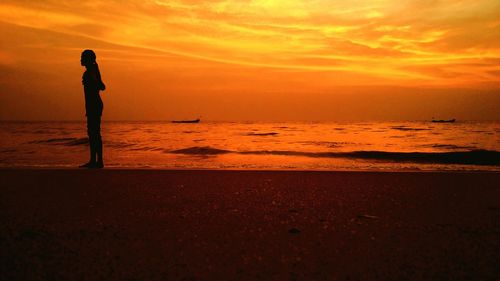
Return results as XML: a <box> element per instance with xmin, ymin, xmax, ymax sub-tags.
<box><xmin>431</xmin><ymin>118</ymin><xmax>455</xmax><ymax>123</ymax></box>
<box><xmin>171</xmin><ymin>118</ymin><xmax>200</xmax><ymax>124</ymax></box>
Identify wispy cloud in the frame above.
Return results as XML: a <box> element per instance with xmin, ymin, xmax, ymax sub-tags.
<box><xmin>1</xmin><ymin>0</ymin><xmax>499</xmax><ymax>85</ymax></box>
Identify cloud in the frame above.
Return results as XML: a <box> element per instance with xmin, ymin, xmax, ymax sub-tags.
<box><xmin>0</xmin><ymin>0</ymin><xmax>499</xmax><ymax>85</ymax></box>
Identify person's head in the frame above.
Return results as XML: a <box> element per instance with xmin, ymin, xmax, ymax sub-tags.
<box><xmin>81</xmin><ymin>49</ymin><xmax>96</xmax><ymax>67</ymax></box>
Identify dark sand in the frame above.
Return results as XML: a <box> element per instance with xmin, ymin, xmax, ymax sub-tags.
<box><xmin>1</xmin><ymin>169</ymin><xmax>499</xmax><ymax>280</ymax></box>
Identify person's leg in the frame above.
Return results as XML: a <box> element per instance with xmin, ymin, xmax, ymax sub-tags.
<box><xmin>80</xmin><ymin>116</ymin><xmax>97</xmax><ymax>168</ymax></box>
<box><xmin>95</xmin><ymin>116</ymin><xmax>104</xmax><ymax>168</ymax></box>
<box><xmin>89</xmin><ymin>116</ymin><xmax>98</xmax><ymax>163</ymax></box>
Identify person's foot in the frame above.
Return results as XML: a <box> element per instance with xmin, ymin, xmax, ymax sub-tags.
<box><xmin>79</xmin><ymin>161</ymin><xmax>96</xmax><ymax>168</ymax></box>
<box><xmin>94</xmin><ymin>161</ymin><xmax>104</xmax><ymax>169</ymax></box>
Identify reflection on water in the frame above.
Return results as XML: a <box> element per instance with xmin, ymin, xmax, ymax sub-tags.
<box><xmin>0</xmin><ymin>121</ymin><xmax>498</xmax><ymax>171</ymax></box>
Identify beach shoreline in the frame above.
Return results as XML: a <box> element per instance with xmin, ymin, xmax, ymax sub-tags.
<box><xmin>1</xmin><ymin>169</ymin><xmax>499</xmax><ymax>280</ymax></box>
<box><xmin>1</xmin><ymin>166</ymin><xmax>499</xmax><ymax>173</ymax></box>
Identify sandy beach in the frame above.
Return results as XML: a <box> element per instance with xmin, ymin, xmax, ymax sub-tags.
<box><xmin>1</xmin><ymin>169</ymin><xmax>499</xmax><ymax>280</ymax></box>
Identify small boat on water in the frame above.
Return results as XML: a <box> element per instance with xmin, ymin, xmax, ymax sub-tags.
<box><xmin>431</xmin><ymin>118</ymin><xmax>456</xmax><ymax>123</ymax></box>
<box><xmin>171</xmin><ymin>118</ymin><xmax>200</xmax><ymax>124</ymax></box>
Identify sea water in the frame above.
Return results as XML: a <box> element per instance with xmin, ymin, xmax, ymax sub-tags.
<box><xmin>0</xmin><ymin>121</ymin><xmax>498</xmax><ymax>171</ymax></box>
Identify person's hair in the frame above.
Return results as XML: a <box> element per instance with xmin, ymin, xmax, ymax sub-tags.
<box><xmin>82</xmin><ymin>49</ymin><xmax>106</xmax><ymax>90</ymax></box>
<box><xmin>82</xmin><ymin>49</ymin><xmax>97</xmax><ymax>65</ymax></box>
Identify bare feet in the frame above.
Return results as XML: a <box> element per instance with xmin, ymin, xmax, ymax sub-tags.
<box><xmin>79</xmin><ymin>161</ymin><xmax>104</xmax><ymax>169</ymax></box>
<box><xmin>79</xmin><ymin>162</ymin><xmax>96</xmax><ymax>168</ymax></box>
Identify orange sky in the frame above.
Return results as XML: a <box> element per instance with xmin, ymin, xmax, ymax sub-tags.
<box><xmin>0</xmin><ymin>0</ymin><xmax>499</xmax><ymax>121</ymax></box>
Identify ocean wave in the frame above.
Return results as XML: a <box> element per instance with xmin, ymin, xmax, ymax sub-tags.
<box><xmin>246</xmin><ymin>132</ymin><xmax>279</xmax><ymax>136</ymax></box>
<box><xmin>66</xmin><ymin>138</ymin><xmax>89</xmax><ymax>146</ymax></box>
<box><xmin>390</xmin><ymin>126</ymin><xmax>431</xmax><ymax>131</ymax></box>
<box><xmin>128</xmin><ymin>146</ymin><xmax>163</xmax><ymax>151</ymax></box>
<box><xmin>427</xmin><ymin>144</ymin><xmax>478</xmax><ymax>150</ymax></box>
<box><xmin>29</xmin><ymin>137</ymin><xmax>88</xmax><ymax>146</ymax></box>
<box><xmin>170</xmin><ymin>146</ymin><xmax>232</xmax><ymax>155</ymax></box>
<box><xmin>29</xmin><ymin>137</ymin><xmax>74</xmax><ymax>144</ymax></box>
<box><xmin>295</xmin><ymin>141</ymin><xmax>352</xmax><ymax>148</ymax></box>
<box><xmin>168</xmin><ymin>146</ymin><xmax>499</xmax><ymax>165</ymax></box>
<box><xmin>339</xmin><ymin>150</ymin><xmax>499</xmax><ymax>165</ymax></box>
<box><xmin>30</xmin><ymin>137</ymin><xmax>143</xmax><ymax>148</ymax></box>
<box><xmin>107</xmin><ymin>141</ymin><xmax>135</xmax><ymax>148</ymax></box>
<box><xmin>246</xmin><ymin>150</ymin><xmax>499</xmax><ymax>166</ymax></box>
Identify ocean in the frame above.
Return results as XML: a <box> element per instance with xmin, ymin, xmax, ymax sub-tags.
<box><xmin>0</xmin><ymin>121</ymin><xmax>498</xmax><ymax>171</ymax></box>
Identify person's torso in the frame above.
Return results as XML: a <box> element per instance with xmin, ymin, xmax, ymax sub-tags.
<box><xmin>82</xmin><ymin>68</ymin><xmax>103</xmax><ymax>115</ymax></box>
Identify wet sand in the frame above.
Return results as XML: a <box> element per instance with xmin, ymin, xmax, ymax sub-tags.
<box><xmin>1</xmin><ymin>169</ymin><xmax>499</xmax><ymax>280</ymax></box>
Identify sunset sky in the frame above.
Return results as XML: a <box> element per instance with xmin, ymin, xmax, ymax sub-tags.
<box><xmin>0</xmin><ymin>0</ymin><xmax>499</xmax><ymax>121</ymax></box>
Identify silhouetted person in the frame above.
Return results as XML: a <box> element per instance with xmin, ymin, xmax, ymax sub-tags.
<box><xmin>79</xmin><ymin>49</ymin><xmax>106</xmax><ymax>168</ymax></box>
